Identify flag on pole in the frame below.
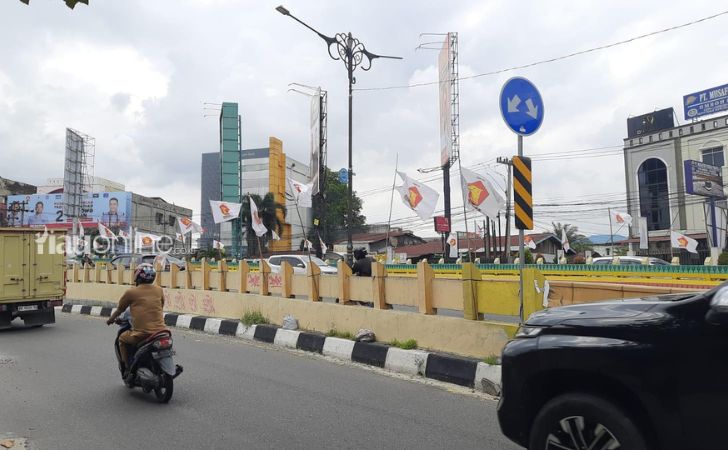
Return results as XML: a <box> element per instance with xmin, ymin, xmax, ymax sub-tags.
<box><xmin>78</xmin><ymin>221</ymin><xmax>85</xmax><ymax>238</ymax></box>
<box><xmin>98</xmin><ymin>223</ymin><xmax>116</xmax><ymax>239</ymax></box>
<box><xmin>287</xmin><ymin>178</ymin><xmax>313</xmax><ymax>208</ymax></box>
<box><xmin>178</xmin><ymin>216</ymin><xmax>203</xmax><ymax>235</ymax></box>
<box><xmin>249</xmin><ymin>197</ymin><xmax>268</xmax><ymax>237</ymax></box>
<box><xmin>209</xmin><ymin>200</ymin><xmax>242</xmax><ymax>224</ymax></box>
<box><xmin>319</xmin><ymin>237</ymin><xmax>328</xmax><ymax>254</ymax></box>
<box><xmin>395</xmin><ymin>171</ymin><xmax>439</xmax><ymax>221</ymax></box>
<box><xmin>176</xmin><ymin>232</ymin><xmax>185</xmax><ymax>243</ymax></box>
<box><xmin>524</xmin><ymin>235</ymin><xmax>537</xmax><ymax>250</ymax></box>
<box><xmin>670</xmin><ymin>231</ymin><xmax>698</xmax><ymax>254</ymax></box>
<box><xmin>136</xmin><ymin>232</ymin><xmax>160</xmax><ymax>248</ymax></box>
<box><xmin>460</xmin><ymin>167</ymin><xmax>505</xmax><ymax>219</ymax></box>
<box><xmin>610</xmin><ymin>210</ymin><xmax>633</xmax><ymax>227</ymax></box>
<box><xmin>304</xmin><ymin>239</ymin><xmax>313</xmax><ymax>251</ymax></box>
<box><xmin>561</xmin><ymin>228</ymin><xmax>571</xmax><ymax>253</ymax></box>
<box><xmin>213</xmin><ymin>240</ymin><xmax>225</xmax><ymax>250</ymax></box>
<box><xmin>638</xmin><ymin>217</ymin><xmax>649</xmax><ymax>250</ymax></box>
<box><xmin>447</xmin><ymin>232</ymin><xmax>458</xmax><ymax>258</ymax></box>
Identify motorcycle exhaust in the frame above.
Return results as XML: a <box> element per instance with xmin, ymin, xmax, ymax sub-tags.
<box><xmin>136</xmin><ymin>368</ymin><xmax>159</xmax><ymax>388</ymax></box>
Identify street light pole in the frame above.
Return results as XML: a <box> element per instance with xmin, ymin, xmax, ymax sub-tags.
<box><xmin>276</xmin><ymin>5</ymin><xmax>401</xmax><ymax>264</ymax></box>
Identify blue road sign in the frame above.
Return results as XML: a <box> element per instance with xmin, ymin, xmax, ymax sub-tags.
<box><xmin>683</xmin><ymin>83</ymin><xmax>728</xmax><ymax>120</ymax></box>
<box><xmin>499</xmin><ymin>77</ymin><xmax>544</xmax><ymax>136</ymax></box>
<box><xmin>338</xmin><ymin>168</ymin><xmax>348</xmax><ymax>184</ymax></box>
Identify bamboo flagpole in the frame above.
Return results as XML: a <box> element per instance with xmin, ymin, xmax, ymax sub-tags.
<box><xmin>385</xmin><ymin>154</ymin><xmax>399</xmax><ymax>263</ymax></box>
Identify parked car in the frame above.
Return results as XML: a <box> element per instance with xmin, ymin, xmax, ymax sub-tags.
<box><xmin>497</xmin><ymin>285</ymin><xmax>728</xmax><ymax>449</ymax></box>
<box><xmin>109</xmin><ymin>253</ymin><xmax>186</xmax><ymax>271</ymax></box>
<box><xmin>267</xmin><ymin>255</ymin><xmax>337</xmax><ymax>275</ymax></box>
<box><xmin>591</xmin><ymin>255</ymin><xmax>670</xmax><ymax>266</ymax></box>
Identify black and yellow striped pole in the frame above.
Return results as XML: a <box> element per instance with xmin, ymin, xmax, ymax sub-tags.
<box><xmin>512</xmin><ymin>156</ymin><xmax>533</xmax><ymax>230</ymax></box>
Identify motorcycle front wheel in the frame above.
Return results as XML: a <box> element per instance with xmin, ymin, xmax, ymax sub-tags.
<box><xmin>154</xmin><ymin>373</ymin><xmax>173</xmax><ymax>403</ymax></box>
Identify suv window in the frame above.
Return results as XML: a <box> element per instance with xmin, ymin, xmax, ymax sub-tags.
<box><xmin>285</xmin><ymin>256</ymin><xmax>306</xmax><ymax>268</ymax></box>
<box><xmin>268</xmin><ymin>256</ymin><xmax>281</xmax><ymax>266</ymax></box>
<box><xmin>592</xmin><ymin>259</ymin><xmax>610</xmax><ymax>265</ymax></box>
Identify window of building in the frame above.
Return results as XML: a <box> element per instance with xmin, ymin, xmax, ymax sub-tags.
<box><xmin>156</xmin><ymin>212</ymin><xmax>164</xmax><ymax>225</ymax></box>
<box><xmin>702</xmin><ymin>147</ymin><xmax>724</xmax><ymax>167</ymax></box>
<box><xmin>638</xmin><ymin>158</ymin><xmax>670</xmax><ymax>231</ymax></box>
<box><xmin>679</xmin><ymin>128</ymin><xmax>684</xmax><ymax>136</ymax></box>
<box><xmin>690</xmin><ymin>126</ymin><xmax>694</xmax><ymax>133</ymax></box>
<box><xmin>702</xmin><ymin>123</ymin><xmax>706</xmax><ymax>131</ymax></box>
<box><xmin>669</xmin><ymin>131</ymin><xmax>673</xmax><ymax>138</ymax></box>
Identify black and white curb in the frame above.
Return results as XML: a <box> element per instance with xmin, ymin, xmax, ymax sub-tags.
<box><xmin>60</xmin><ymin>304</ymin><xmax>502</xmax><ymax>395</ymax></box>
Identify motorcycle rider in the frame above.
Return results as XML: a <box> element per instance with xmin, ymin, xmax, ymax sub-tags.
<box><xmin>351</xmin><ymin>247</ymin><xmax>374</xmax><ymax>277</ymax></box>
<box><xmin>106</xmin><ymin>263</ymin><xmax>166</xmax><ymax>375</ymax></box>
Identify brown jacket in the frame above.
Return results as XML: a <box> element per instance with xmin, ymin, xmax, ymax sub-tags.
<box><xmin>116</xmin><ymin>284</ymin><xmax>166</xmax><ymax>334</ymax></box>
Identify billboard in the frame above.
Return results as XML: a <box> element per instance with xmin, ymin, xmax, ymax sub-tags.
<box><xmin>6</xmin><ymin>191</ymin><xmax>132</xmax><ymax>233</ymax></box>
<box><xmin>438</xmin><ymin>35</ymin><xmax>451</xmax><ymax>167</ymax></box>
<box><xmin>63</xmin><ymin>128</ymin><xmax>85</xmax><ymax>219</ymax></box>
<box><xmin>684</xmin><ymin>83</ymin><xmax>728</xmax><ymax>120</ymax></box>
<box><xmin>684</xmin><ymin>160</ymin><xmax>725</xmax><ymax>198</ymax></box>
<box><xmin>310</xmin><ymin>87</ymin><xmax>321</xmax><ymax>195</ymax></box>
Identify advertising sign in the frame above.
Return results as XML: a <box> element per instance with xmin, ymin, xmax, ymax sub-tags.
<box><xmin>438</xmin><ymin>35</ymin><xmax>452</xmax><ymax>167</ymax></box>
<box><xmin>684</xmin><ymin>160</ymin><xmax>725</xmax><ymax>198</ymax></box>
<box><xmin>683</xmin><ymin>83</ymin><xmax>728</xmax><ymax>120</ymax></box>
<box><xmin>6</xmin><ymin>191</ymin><xmax>132</xmax><ymax>233</ymax></box>
<box><xmin>434</xmin><ymin>215</ymin><xmax>450</xmax><ymax>233</ymax></box>
<box><xmin>310</xmin><ymin>87</ymin><xmax>321</xmax><ymax>195</ymax></box>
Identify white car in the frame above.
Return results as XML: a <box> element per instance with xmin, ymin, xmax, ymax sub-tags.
<box><xmin>591</xmin><ymin>256</ymin><xmax>671</xmax><ymax>266</ymax></box>
<box><xmin>267</xmin><ymin>255</ymin><xmax>338</xmax><ymax>275</ymax></box>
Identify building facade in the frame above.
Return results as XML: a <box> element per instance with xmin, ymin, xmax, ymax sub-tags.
<box><xmin>199</xmin><ymin>152</ymin><xmax>220</xmax><ymax>249</ymax></box>
<box><xmin>623</xmin><ymin>110</ymin><xmax>728</xmax><ymax>259</ymax></box>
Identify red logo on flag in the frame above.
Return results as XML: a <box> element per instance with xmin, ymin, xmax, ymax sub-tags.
<box><xmin>615</xmin><ymin>214</ymin><xmax>624</xmax><ymax>224</ymax></box>
<box><xmin>467</xmin><ymin>181</ymin><xmax>490</xmax><ymax>206</ymax></box>
<box><xmin>141</xmin><ymin>236</ymin><xmax>153</xmax><ymax>246</ymax></box>
<box><xmin>678</xmin><ymin>236</ymin><xmax>688</xmax><ymax>248</ymax></box>
<box><xmin>407</xmin><ymin>187</ymin><xmax>423</xmax><ymax>208</ymax></box>
<box><xmin>219</xmin><ymin>203</ymin><xmax>231</xmax><ymax>216</ymax></box>
<box><xmin>180</xmin><ymin>217</ymin><xmax>192</xmax><ymax>226</ymax></box>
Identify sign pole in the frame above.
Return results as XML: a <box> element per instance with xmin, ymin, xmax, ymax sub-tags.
<box><xmin>518</xmin><ymin>135</ymin><xmax>525</xmax><ymax>321</ymax></box>
<box><xmin>710</xmin><ymin>197</ymin><xmax>718</xmax><ymax>248</ymax></box>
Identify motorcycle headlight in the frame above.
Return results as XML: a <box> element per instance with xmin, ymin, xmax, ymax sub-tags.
<box><xmin>515</xmin><ymin>326</ymin><xmax>544</xmax><ymax>338</ymax></box>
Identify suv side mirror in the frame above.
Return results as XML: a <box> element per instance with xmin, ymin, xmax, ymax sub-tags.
<box><xmin>706</xmin><ymin>287</ymin><xmax>728</xmax><ymax>325</ymax></box>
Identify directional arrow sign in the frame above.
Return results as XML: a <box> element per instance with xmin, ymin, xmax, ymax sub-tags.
<box><xmin>499</xmin><ymin>77</ymin><xmax>544</xmax><ymax>136</ymax></box>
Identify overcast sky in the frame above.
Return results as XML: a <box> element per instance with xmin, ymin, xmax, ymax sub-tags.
<box><xmin>2</xmin><ymin>0</ymin><xmax>728</xmax><ymax>238</ymax></box>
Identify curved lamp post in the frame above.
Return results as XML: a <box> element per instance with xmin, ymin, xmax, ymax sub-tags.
<box><xmin>276</xmin><ymin>5</ymin><xmax>401</xmax><ymax>264</ymax></box>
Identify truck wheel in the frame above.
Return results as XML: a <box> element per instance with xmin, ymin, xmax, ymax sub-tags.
<box><xmin>528</xmin><ymin>392</ymin><xmax>647</xmax><ymax>450</ymax></box>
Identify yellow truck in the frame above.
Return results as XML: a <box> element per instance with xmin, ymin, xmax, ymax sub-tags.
<box><xmin>0</xmin><ymin>227</ymin><xmax>65</xmax><ymax>328</ymax></box>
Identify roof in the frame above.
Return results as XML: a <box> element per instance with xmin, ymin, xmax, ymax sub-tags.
<box><xmin>622</xmin><ymin>232</ymin><xmax>708</xmax><ymax>244</ymax></box>
<box><xmin>588</xmin><ymin>234</ymin><xmax>628</xmax><ymax>245</ymax></box>
<box><xmin>395</xmin><ymin>232</ymin><xmax>560</xmax><ymax>258</ymax></box>
<box><xmin>334</xmin><ymin>230</ymin><xmax>422</xmax><ymax>245</ymax></box>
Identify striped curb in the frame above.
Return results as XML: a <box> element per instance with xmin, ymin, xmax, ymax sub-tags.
<box><xmin>59</xmin><ymin>304</ymin><xmax>501</xmax><ymax>394</ymax></box>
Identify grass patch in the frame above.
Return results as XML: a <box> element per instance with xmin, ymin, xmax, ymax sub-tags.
<box><xmin>326</xmin><ymin>329</ymin><xmax>354</xmax><ymax>340</ymax></box>
<box><xmin>241</xmin><ymin>310</ymin><xmax>269</xmax><ymax>326</ymax></box>
<box><xmin>389</xmin><ymin>338</ymin><xmax>418</xmax><ymax>350</ymax></box>
<box><xmin>483</xmin><ymin>354</ymin><xmax>500</xmax><ymax>365</ymax></box>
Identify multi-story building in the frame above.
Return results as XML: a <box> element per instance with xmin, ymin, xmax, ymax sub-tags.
<box><xmin>199</xmin><ymin>152</ymin><xmax>220</xmax><ymax>250</ymax></box>
<box><xmin>623</xmin><ymin>108</ymin><xmax>728</xmax><ymax>260</ymax></box>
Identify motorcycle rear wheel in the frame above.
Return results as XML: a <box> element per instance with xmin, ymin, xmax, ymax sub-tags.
<box><xmin>154</xmin><ymin>373</ymin><xmax>173</xmax><ymax>403</ymax></box>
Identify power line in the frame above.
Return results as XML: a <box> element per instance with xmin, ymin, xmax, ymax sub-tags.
<box><xmin>355</xmin><ymin>9</ymin><xmax>728</xmax><ymax>92</ymax></box>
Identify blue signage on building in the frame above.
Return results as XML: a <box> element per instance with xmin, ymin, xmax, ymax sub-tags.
<box><xmin>683</xmin><ymin>83</ymin><xmax>728</xmax><ymax>120</ymax></box>
<box><xmin>338</xmin><ymin>168</ymin><xmax>348</xmax><ymax>184</ymax></box>
<box><xmin>499</xmin><ymin>77</ymin><xmax>545</xmax><ymax>136</ymax></box>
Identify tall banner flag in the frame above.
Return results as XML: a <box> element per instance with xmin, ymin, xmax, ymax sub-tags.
<box><xmin>178</xmin><ymin>216</ymin><xmax>202</xmax><ymax>235</ymax></box>
<box><xmin>524</xmin><ymin>235</ymin><xmax>537</xmax><ymax>250</ymax></box>
<box><xmin>395</xmin><ymin>171</ymin><xmax>439</xmax><ymax>221</ymax></box>
<box><xmin>249</xmin><ymin>197</ymin><xmax>268</xmax><ymax>237</ymax></box>
<box><xmin>561</xmin><ymin>228</ymin><xmax>571</xmax><ymax>253</ymax></box>
<box><xmin>288</xmin><ymin>178</ymin><xmax>313</xmax><ymax>208</ymax></box>
<box><xmin>638</xmin><ymin>217</ymin><xmax>649</xmax><ymax>250</ymax></box>
<box><xmin>460</xmin><ymin>167</ymin><xmax>505</xmax><ymax>219</ymax></box>
<box><xmin>670</xmin><ymin>231</ymin><xmax>698</xmax><ymax>254</ymax></box>
<box><xmin>447</xmin><ymin>232</ymin><xmax>458</xmax><ymax>258</ymax></box>
<box><xmin>209</xmin><ymin>200</ymin><xmax>242</xmax><ymax>224</ymax></box>
<box><xmin>610</xmin><ymin>210</ymin><xmax>633</xmax><ymax>227</ymax></box>
<box><xmin>438</xmin><ymin>35</ymin><xmax>452</xmax><ymax>167</ymax></box>
<box><xmin>310</xmin><ymin>87</ymin><xmax>321</xmax><ymax>195</ymax></box>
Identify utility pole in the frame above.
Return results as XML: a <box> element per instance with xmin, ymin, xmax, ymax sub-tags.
<box><xmin>497</xmin><ymin>156</ymin><xmax>513</xmax><ymax>263</ymax></box>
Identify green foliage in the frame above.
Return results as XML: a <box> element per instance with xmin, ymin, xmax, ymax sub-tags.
<box><xmin>551</xmin><ymin>222</ymin><xmax>591</xmax><ymax>253</ymax></box>
<box><xmin>524</xmin><ymin>249</ymin><xmax>534</xmax><ymax>264</ymax></box>
<box><xmin>326</xmin><ymin>329</ymin><xmax>354</xmax><ymax>340</ymax></box>
<box><xmin>310</xmin><ymin>169</ymin><xmax>367</xmax><ymax>254</ymax></box>
<box><xmin>483</xmin><ymin>355</ymin><xmax>500</xmax><ymax>365</ymax></box>
<box><xmin>19</xmin><ymin>0</ymin><xmax>89</xmax><ymax>8</ymax></box>
<box><xmin>719</xmin><ymin>252</ymin><xmax>728</xmax><ymax>265</ymax></box>
<box><xmin>390</xmin><ymin>339</ymin><xmax>418</xmax><ymax>350</ymax></box>
<box><xmin>241</xmin><ymin>193</ymin><xmax>286</xmax><ymax>257</ymax></box>
<box><xmin>241</xmin><ymin>310</ymin><xmax>269</xmax><ymax>326</ymax></box>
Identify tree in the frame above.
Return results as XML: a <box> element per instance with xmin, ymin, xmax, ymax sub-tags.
<box><xmin>551</xmin><ymin>222</ymin><xmax>591</xmax><ymax>253</ymax></box>
<box><xmin>241</xmin><ymin>193</ymin><xmax>285</xmax><ymax>257</ymax></box>
<box><xmin>309</xmin><ymin>168</ymin><xmax>366</xmax><ymax>256</ymax></box>
<box><xmin>20</xmin><ymin>0</ymin><xmax>89</xmax><ymax>8</ymax></box>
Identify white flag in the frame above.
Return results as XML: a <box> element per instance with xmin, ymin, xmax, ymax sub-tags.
<box><xmin>638</xmin><ymin>217</ymin><xmax>649</xmax><ymax>250</ymax></box>
<box><xmin>176</xmin><ymin>232</ymin><xmax>185</xmax><ymax>243</ymax></box>
<box><xmin>460</xmin><ymin>167</ymin><xmax>505</xmax><ymax>219</ymax></box>
<box><xmin>78</xmin><ymin>221</ymin><xmax>85</xmax><ymax>238</ymax></box>
<box><xmin>249</xmin><ymin>197</ymin><xmax>268</xmax><ymax>237</ymax></box>
<box><xmin>271</xmin><ymin>230</ymin><xmax>280</xmax><ymax>241</ymax></box>
<box><xmin>395</xmin><ymin>171</ymin><xmax>439</xmax><ymax>221</ymax></box>
<box><xmin>319</xmin><ymin>237</ymin><xmax>328</xmax><ymax>254</ymax></box>
<box><xmin>209</xmin><ymin>200</ymin><xmax>242</xmax><ymax>224</ymax></box>
<box><xmin>288</xmin><ymin>178</ymin><xmax>313</xmax><ymax>208</ymax></box>
<box><xmin>524</xmin><ymin>235</ymin><xmax>537</xmax><ymax>250</ymax></box>
<box><xmin>670</xmin><ymin>231</ymin><xmax>698</xmax><ymax>254</ymax></box>
<box><xmin>98</xmin><ymin>222</ymin><xmax>116</xmax><ymax>239</ymax></box>
<box><xmin>610</xmin><ymin>210</ymin><xmax>633</xmax><ymax>227</ymax></box>
<box><xmin>136</xmin><ymin>232</ymin><xmax>160</xmax><ymax>248</ymax></box>
<box><xmin>178</xmin><ymin>216</ymin><xmax>203</xmax><ymax>235</ymax></box>
<box><xmin>213</xmin><ymin>240</ymin><xmax>225</xmax><ymax>250</ymax></box>
<box><xmin>561</xmin><ymin>228</ymin><xmax>571</xmax><ymax>253</ymax></box>
<box><xmin>447</xmin><ymin>232</ymin><xmax>458</xmax><ymax>258</ymax></box>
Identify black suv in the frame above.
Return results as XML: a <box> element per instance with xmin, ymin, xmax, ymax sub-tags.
<box><xmin>498</xmin><ymin>284</ymin><xmax>728</xmax><ymax>450</ymax></box>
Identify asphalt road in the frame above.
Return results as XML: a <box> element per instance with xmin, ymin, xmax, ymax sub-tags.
<box><xmin>0</xmin><ymin>313</ymin><xmax>520</xmax><ymax>450</ymax></box>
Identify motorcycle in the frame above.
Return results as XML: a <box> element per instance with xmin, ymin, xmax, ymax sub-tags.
<box><xmin>113</xmin><ymin>310</ymin><xmax>183</xmax><ymax>403</ymax></box>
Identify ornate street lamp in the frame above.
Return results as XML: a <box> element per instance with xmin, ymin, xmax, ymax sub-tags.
<box><xmin>276</xmin><ymin>5</ymin><xmax>401</xmax><ymax>264</ymax></box>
